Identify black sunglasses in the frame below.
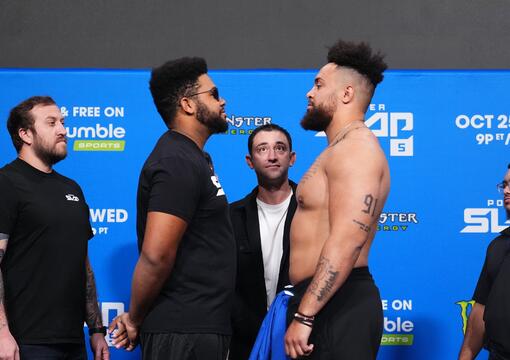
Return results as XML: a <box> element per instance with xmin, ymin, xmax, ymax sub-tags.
<box><xmin>187</xmin><ymin>87</ymin><xmax>220</xmax><ymax>101</ymax></box>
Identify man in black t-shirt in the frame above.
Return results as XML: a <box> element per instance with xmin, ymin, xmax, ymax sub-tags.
<box><xmin>459</xmin><ymin>164</ymin><xmax>510</xmax><ymax>360</ymax></box>
<box><xmin>109</xmin><ymin>57</ymin><xmax>236</xmax><ymax>360</ymax></box>
<box><xmin>0</xmin><ymin>96</ymin><xmax>109</xmax><ymax>359</ymax></box>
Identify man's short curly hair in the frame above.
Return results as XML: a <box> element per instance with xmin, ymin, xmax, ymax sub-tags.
<box><xmin>327</xmin><ymin>40</ymin><xmax>387</xmax><ymax>87</ymax></box>
<box><xmin>149</xmin><ymin>57</ymin><xmax>208</xmax><ymax>127</ymax></box>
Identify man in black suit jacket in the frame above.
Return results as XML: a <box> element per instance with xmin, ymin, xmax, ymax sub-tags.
<box><xmin>230</xmin><ymin>124</ymin><xmax>297</xmax><ymax>359</ymax></box>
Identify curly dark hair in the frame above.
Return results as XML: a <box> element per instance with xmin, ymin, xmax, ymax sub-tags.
<box><xmin>327</xmin><ymin>40</ymin><xmax>387</xmax><ymax>87</ymax></box>
<box><xmin>149</xmin><ymin>57</ymin><xmax>208</xmax><ymax>127</ymax></box>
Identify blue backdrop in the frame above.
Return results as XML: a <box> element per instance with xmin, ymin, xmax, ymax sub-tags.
<box><xmin>0</xmin><ymin>69</ymin><xmax>508</xmax><ymax>359</ymax></box>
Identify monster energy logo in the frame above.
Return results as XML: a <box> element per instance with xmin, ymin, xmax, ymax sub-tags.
<box><xmin>455</xmin><ymin>300</ymin><xmax>475</xmax><ymax>334</ymax></box>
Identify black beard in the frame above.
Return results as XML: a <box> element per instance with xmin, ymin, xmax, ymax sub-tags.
<box><xmin>197</xmin><ymin>102</ymin><xmax>228</xmax><ymax>134</ymax></box>
<box><xmin>33</xmin><ymin>142</ymin><xmax>67</xmax><ymax>166</ymax></box>
<box><xmin>300</xmin><ymin>106</ymin><xmax>333</xmax><ymax>131</ymax></box>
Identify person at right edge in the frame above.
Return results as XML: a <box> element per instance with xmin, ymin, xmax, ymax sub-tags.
<box><xmin>284</xmin><ymin>39</ymin><xmax>390</xmax><ymax>359</ymax></box>
<box><xmin>459</xmin><ymin>164</ymin><xmax>510</xmax><ymax>360</ymax></box>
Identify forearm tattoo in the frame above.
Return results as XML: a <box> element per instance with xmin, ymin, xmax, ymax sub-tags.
<box><xmin>307</xmin><ymin>255</ymin><xmax>339</xmax><ymax>302</ymax></box>
<box><xmin>85</xmin><ymin>261</ymin><xmax>103</xmax><ymax>328</ymax></box>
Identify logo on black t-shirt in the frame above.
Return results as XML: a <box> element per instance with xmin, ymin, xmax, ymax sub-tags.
<box><xmin>65</xmin><ymin>194</ymin><xmax>80</xmax><ymax>202</ymax></box>
<box><xmin>210</xmin><ymin>176</ymin><xmax>225</xmax><ymax>196</ymax></box>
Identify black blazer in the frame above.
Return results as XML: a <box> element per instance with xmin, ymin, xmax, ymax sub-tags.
<box><xmin>229</xmin><ymin>181</ymin><xmax>297</xmax><ymax>360</ymax></box>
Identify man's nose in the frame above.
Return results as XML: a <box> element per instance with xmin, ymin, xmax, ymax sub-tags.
<box><xmin>57</xmin><ymin>122</ymin><xmax>67</xmax><ymax>136</ymax></box>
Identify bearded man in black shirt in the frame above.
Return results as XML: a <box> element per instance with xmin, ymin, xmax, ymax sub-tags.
<box><xmin>0</xmin><ymin>96</ymin><xmax>109</xmax><ymax>359</ymax></box>
<box><xmin>459</xmin><ymin>164</ymin><xmax>510</xmax><ymax>360</ymax></box>
<box><xmin>110</xmin><ymin>57</ymin><xmax>236</xmax><ymax>360</ymax></box>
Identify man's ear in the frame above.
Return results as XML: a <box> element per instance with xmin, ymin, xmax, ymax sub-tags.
<box><xmin>18</xmin><ymin>127</ymin><xmax>33</xmax><ymax>146</ymax></box>
<box><xmin>341</xmin><ymin>85</ymin><xmax>355</xmax><ymax>104</ymax></box>
<box><xmin>179</xmin><ymin>97</ymin><xmax>196</xmax><ymax>115</ymax></box>
<box><xmin>245</xmin><ymin>155</ymin><xmax>255</xmax><ymax>169</ymax></box>
<box><xmin>289</xmin><ymin>151</ymin><xmax>296</xmax><ymax>167</ymax></box>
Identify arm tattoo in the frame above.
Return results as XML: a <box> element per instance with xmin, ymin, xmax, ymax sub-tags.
<box><xmin>300</xmin><ymin>156</ymin><xmax>323</xmax><ymax>185</ymax></box>
<box><xmin>307</xmin><ymin>255</ymin><xmax>339</xmax><ymax>302</ymax></box>
<box><xmin>85</xmin><ymin>261</ymin><xmax>103</xmax><ymax>328</ymax></box>
<box><xmin>362</xmin><ymin>194</ymin><xmax>378</xmax><ymax>217</ymax></box>
<box><xmin>353</xmin><ymin>219</ymin><xmax>371</xmax><ymax>232</ymax></box>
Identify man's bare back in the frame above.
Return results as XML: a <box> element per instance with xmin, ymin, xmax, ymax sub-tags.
<box><xmin>289</xmin><ymin>124</ymin><xmax>390</xmax><ymax>285</ymax></box>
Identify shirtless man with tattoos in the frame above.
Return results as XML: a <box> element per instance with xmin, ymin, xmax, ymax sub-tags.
<box><xmin>0</xmin><ymin>96</ymin><xmax>109</xmax><ymax>360</ymax></box>
<box><xmin>284</xmin><ymin>40</ymin><xmax>390</xmax><ymax>359</ymax></box>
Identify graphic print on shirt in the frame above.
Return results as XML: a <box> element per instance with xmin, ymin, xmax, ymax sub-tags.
<box><xmin>65</xmin><ymin>194</ymin><xmax>80</xmax><ymax>201</ymax></box>
<box><xmin>210</xmin><ymin>175</ymin><xmax>225</xmax><ymax>196</ymax></box>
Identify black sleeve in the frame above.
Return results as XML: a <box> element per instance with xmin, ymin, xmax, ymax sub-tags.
<box><xmin>472</xmin><ymin>242</ymin><xmax>495</xmax><ymax>305</ymax></box>
<box><xmin>147</xmin><ymin>156</ymin><xmax>201</xmax><ymax>223</ymax></box>
<box><xmin>0</xmin><ymin>174</ymin><xmax>18</xmax><ymax>236</ymax></box>
<box><xmin>77</xmin><ymin>185</ymin><xmax>94</xmax><ymax>241</ymax></box>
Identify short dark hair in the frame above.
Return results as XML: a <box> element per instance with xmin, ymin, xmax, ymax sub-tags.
<box><xmin>149</xmin><ymin>57</ymin><xmax>208</xmax><ymax>127</ymax></box>
<box><xmin>248</xmin><ymin>124</ymin><xmax>293</xmax><ymax>156</ymax></box>
<box><xmin>327</xmin><ymin>40</ymin><xmax>387</xmax><ymax>87</ymax></box>
<box><xmin>7</xmin><ymin>96</ymin><xmax>56</xmax><ymax>152</ymax></box>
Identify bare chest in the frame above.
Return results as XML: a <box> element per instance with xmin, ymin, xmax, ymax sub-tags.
<box><xmin>296</xmin><ymin>153</ymin><xmax>329</xmax><ymax>210</ymax></box>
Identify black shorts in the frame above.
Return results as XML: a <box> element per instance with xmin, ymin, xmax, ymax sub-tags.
<box><xmin>287</xmin><ymin>267</ymin><xmax>383</xmax><ymax>360</ymax></box>
<box><xmin>19</xmin><ymin>343</ymin><xmax>86</xmax><ymax>360</ymax></box>
<box><xmin>140</xmin><ymin>332</ymin><xmax>230</xmax><ymax>360</ymax></box>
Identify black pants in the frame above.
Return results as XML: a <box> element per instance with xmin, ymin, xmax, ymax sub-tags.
<box><xmin>140</xmin><ymin>332</ymin><xmax>230</xmax><ymax>360</ymax></box>
<box><xmin>490</xmin><ymin>354</ymin><xmax>509</xmax><ymax>360</ymax></box>
<box><xmin>19</xmin><ymin>343</ymin><xmax>86</xmax><ymax>360</ymax></box>
<box><xmin>287</xmin><ymin>267</ymin><xmax>383</xmax><ymax>360</ymax></box>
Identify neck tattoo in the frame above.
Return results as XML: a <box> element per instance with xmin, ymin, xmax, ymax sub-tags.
<box><xmin>328</xmin><ymin>119</ymin><xmax>365</xmax><ymax>147</ymax></box>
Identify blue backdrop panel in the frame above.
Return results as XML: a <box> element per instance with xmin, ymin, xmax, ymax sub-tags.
<box><xmin>0</xmin><ymin>69</ymin><xmax>508</xmax><ymax>359</ymax></box>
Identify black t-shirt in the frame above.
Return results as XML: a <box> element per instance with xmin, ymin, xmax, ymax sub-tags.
<box><xmin>136</xmin><ymin>130</ymin><xmax>236</xmax><ymax>334</ymax></box>
<box><xmin>0</xmin><ymin>158</ymin><xmax>92</xmax><ymax>344</ymax></box>
<box><xmin>473</xmin><ymin>227</ymin><xmax>510</xmax><ymax>353</ymax></box>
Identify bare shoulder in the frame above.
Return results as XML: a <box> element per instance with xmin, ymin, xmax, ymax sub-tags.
<box><xmin>325</xmin><ymin>126</ymin><xmax>388</xmax><ymax>176</ymax></box>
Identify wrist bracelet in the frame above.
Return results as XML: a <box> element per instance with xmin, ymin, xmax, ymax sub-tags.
<box><xmin>88</xmin><ymin>326</ymin><xmax>107</xmax><ymax>336</ymax></box>
<box><xmin>294</xmin><ymin>312</ymin><xmax>315</xmax><ymax>328</ymax></box>
<box><xmin>295</xmin><ymin>311</ymin><xmax>315</xmax><ymax>321</ymax></box>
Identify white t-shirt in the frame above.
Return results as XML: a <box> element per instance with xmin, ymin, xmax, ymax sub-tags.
<box><xmin>256</xmin><ymin>192</ymin><xmax>293</xmax><ymax>308</ymax></box>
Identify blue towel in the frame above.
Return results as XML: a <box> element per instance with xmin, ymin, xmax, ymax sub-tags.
<box><xmin>248</xmin><ymin>286</ymin><xmax>293</xmax><ymax>360</ymax></box>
